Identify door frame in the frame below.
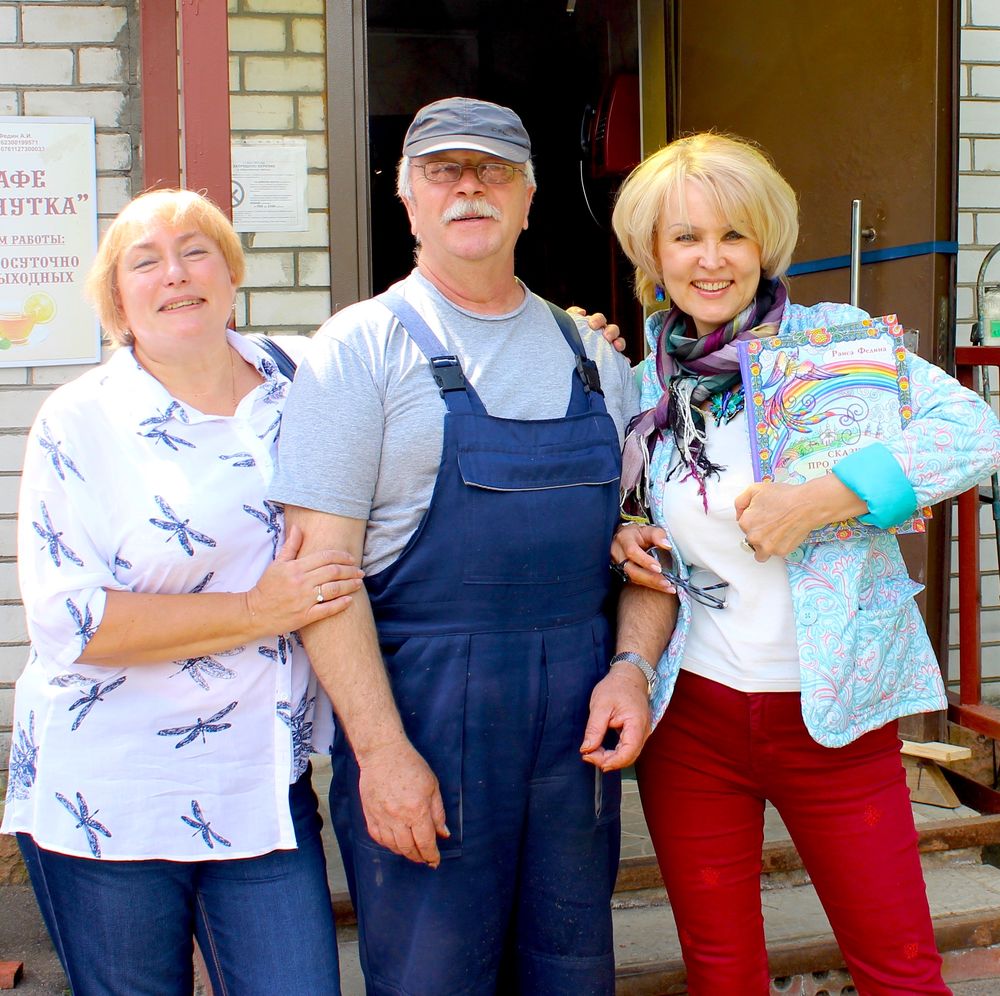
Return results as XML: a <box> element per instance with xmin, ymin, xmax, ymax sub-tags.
<box><xmin>326</xmin><ymin>0</ymin><xmax>371</xmax><ymax>312</ymax></box>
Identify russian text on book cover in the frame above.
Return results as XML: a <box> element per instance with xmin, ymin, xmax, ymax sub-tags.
<box><xmin>738</xmin><ymin>314</ymin><xmax>930</xmax><ymax>542</ymax></box>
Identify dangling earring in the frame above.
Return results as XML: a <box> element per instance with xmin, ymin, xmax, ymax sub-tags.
<box><xmin>654</xmin><ymin>284</ymin><xmax>666</xmax><ymax>302</ymax></box>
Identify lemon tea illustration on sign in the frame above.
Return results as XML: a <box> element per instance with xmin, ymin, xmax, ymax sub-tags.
<box><xmin>0</xmin><ymin>292</ymin><xmax>56</xmax><ymax>349</ymax></box>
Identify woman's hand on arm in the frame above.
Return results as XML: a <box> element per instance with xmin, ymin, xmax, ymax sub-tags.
<box><xmin>734</xmin><ymin>474</ymin><xmax>867</xmax><ymax>562</ymax></box>
<box><xmin>78</xmin><ymin>523</ymin><xmax>364</xmax><ymax>666</ymax></box>
<box><xmin>566</xmin><ymin>306</ymin><xmax>627</xmax><ymax>353</ymax></box>
<box><xmin>610</xmin><ymin>523</ymin><xmax>677</xmax><ymax>593</ymax></box>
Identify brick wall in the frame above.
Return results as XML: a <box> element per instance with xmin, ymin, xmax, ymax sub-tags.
<box><xmin>228</xmin><ymin>0</ymin><xmax>331</xmax><ymax>335</ymax></box>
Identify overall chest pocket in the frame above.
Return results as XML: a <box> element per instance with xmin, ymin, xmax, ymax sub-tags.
<box><xmin>457</xmin><ymin>435</ymin><xmax>621</xmax><ymax>585</ymax></box>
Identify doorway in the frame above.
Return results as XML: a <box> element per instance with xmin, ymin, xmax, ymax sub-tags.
<box><xmin>332</xmin><ymin>0</ymin><xmax>644</xmax><ymax>338</ymax></box>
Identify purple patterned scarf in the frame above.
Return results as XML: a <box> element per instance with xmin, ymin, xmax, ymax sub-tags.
<box><xmin>620</xmin><ymin>278</ymin><xmax>787</xmax><ymax>517</ymax></box>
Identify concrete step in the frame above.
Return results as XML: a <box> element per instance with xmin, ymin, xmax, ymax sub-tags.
<box><xmin>313</xmin><ymin>758</ymin><xmax>1000</xmax><ymax>992</ymax></box>
<box><xmin>332</xmin><ymin>864</ymin><xmax>1000</xmax><ymax>994</ymax></box>
<box><xmin>613</xmin><ymin>812</ymin><xmax>1000</xmax><ymax>897</ymax></box>
<box><xmin>611</xmin><ymin>864</ymin><xmax>1000</xmax><ymax>994</ymax></box>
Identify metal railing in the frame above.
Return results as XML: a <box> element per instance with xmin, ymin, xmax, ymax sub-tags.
<box><xmin>949</xmin><ymin>346</ymin><xmax>1000</xmax><ymax>738</ymax></box>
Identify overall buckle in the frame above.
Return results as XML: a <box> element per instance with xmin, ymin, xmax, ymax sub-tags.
<box><xmin>430</xmin><ymin>355</ymin><xmax>466</xmax><ymax>396</ymax></box>
<box><xmin>575</xmin><ymin>355</ymin><xmax>604</xmax><ymax>395</ymax></box>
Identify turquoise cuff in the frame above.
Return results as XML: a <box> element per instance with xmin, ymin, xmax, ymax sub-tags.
<box><xmin>832</xmin><ymin>443</ymin><xmax>918</xmax><ymax>528</ymax></box>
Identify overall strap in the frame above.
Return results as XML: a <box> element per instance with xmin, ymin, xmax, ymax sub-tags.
<box><xmin>377</xmin><ymin>290</ymin><xmax>484</xmax><ymax>415</ymax></box>
<box><xmin>245</xmin><ymin>333</ymin><xmax>297</xmax><ymax>380</ymax></box>
<box><xmin>543</xmin><ymin>301</ymin><xmax>608</xmax><ymax>412</ymax></box>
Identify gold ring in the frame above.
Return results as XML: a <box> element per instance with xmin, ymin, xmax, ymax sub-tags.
<box><xmin>315</xmin><ymin>586</ymin><xmax>324</xmax><ymax>603</ymax></box>
<box><xmin>740</xmin><ymin>538</ymin><xmax>755</xmax><ymax>554</ymax></box>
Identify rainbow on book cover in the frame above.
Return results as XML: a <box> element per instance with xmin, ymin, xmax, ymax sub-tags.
<box><xmin>737</xmin><ymin>314</ymin><xmax>930</xmax><ymax>541</ymax></box>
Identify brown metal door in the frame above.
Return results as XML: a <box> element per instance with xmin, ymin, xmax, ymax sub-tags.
<box><xmin>672</xmin><ymin>0</ymin><xmax>958</xmax><ymax>728</ymax></box>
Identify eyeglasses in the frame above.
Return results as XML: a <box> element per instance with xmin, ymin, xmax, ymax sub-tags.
<box><xmin>414</xmin><ymin>161</ymin><xmax>526</xmax><ymax>185</ymax></box>
<box><xmin>647</xmin><ymin>549</ymin><xmax>729</xmax><ymax>609</ymax></box>
<box><xmin>664</xmin><ymin>570</ymin><xmax>729</xmax><ymax>609</ymax></box>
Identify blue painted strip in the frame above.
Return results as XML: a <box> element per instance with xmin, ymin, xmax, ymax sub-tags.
<box><xmin>788</xmin><ymin>240</ymin><xmax>959</xmax><ymax>277</ymax></box>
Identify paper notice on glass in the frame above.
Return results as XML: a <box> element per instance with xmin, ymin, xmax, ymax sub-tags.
<box><xmin>0</xmin><ymin>116</ymin><xmax>99</xmax><ymax>369</ymax></box>
<box><xmin>232</xmin><ymin>140</ymin><xmax>308</xmax><ymax>233</ymax></box>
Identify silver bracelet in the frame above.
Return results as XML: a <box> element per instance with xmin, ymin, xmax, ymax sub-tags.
<box><xmin>609</xmin><ymin>651</ymin><xmax>657</xmax><ymax>693</ymax></box>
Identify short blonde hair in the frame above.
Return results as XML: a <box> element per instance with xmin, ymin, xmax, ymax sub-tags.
<box><xmin>611</xmin><ymin>133</ymin><xmax>799</xmax><ymax>310</ymax></box>
<box><xmin>86</xmin><ymin>188</ymin><xmax>245</xmax><ymax>346</ymax></box>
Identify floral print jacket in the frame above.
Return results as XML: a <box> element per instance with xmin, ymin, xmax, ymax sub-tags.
<box><xmin>643</xmin><ymin>302</ymin><xmax>1000</xmax><ymax>747</ymax></box>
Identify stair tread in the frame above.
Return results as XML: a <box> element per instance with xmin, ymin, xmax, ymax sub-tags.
<box><xmin>611</xmin><ymin>862</ymin><xmax>1000</xmax><ymax>969</ymax></box>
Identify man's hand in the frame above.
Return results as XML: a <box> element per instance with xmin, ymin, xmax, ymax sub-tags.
<box><xmin>566</xmin><ymin>306</ymin><xmax>627</xmax><ymax>354</ymax></box>
<box><xmin>356</xmin><ymin>740</ymin><xmax>450</xmax><ymax>868</ymax></box>
<box><xmin>579</xmin><ymin>663</ymin><xmax>651</xmax><ymax>771</ymax></box>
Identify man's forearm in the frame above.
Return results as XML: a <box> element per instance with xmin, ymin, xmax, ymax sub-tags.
<box><xmin>285</xmin><ymin>506</ymin><xmax>407</xmax><ymax>760</ymax></box>
<box><xmin>298</xmin><ymin>588</ymin><xmax>409</xmax><ymax>761</ymax></box>
<box><xmin>616</xmin><ymin>583</ymin><xmax>678</xmax><ymax>664</ymax></box>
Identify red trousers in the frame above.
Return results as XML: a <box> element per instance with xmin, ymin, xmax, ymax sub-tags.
<box><xmin>635</xmin><ymin>670</ymin><xmax>948</xmax><ymax>996</ymax></box>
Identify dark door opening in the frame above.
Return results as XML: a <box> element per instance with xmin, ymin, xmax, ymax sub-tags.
<box><xmin>366</xmin><ymin>0</ymin><xmax>643</xmax><ymax>341</ymax></box>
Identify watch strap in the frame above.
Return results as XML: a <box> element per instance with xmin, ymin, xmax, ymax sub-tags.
<box><xmin>610</xmin><ymin>651</ymin><xmax>656</xmax><ymax>692</ymax></box>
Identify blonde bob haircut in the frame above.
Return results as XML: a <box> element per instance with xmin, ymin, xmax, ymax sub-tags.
<box><xmin>611</xmin><ymin>132</ymin><xmax>799</xmax><ymax>311</ymax></box>
<box><xmin>86</xmin><ymin>188</ymin><xmax>245</xmax><ymax>346</ymax></box>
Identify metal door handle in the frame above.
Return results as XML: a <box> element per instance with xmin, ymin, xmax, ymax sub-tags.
<box><xmin>850</xmin><ymin>199</ymin><xmax>861</xmax><ymax>308</ymax></box>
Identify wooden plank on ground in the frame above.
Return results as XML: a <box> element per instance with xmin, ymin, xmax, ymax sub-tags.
<box><xmin>902</xmin><ymin>740</ymin><xmax>973</xmax><ymax>763</ymax></box>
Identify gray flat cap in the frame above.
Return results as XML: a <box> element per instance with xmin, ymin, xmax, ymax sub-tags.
<box><xmin>402</xmin><ymin>97</ymin><xmax>531</xmax><ymax>163</ymax></box>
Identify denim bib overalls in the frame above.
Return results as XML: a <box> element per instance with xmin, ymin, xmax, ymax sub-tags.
<box><xmin>331</xmin><ymin>292</ymin><xmax>623</xmax><ymax>995</ymax></box>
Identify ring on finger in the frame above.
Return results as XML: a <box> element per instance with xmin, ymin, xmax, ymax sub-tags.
<box><xmin>740</xmin><ymin>538</ymin><xmax>756</xmax><ymax>554</ymax></box>
<box><xmin>610</xmin><ymin>558</ymin><xmax>630</xmax><ymax>584</ymax></box>
<box><xmin>315</xmin><ymin>585</ymin><xmax>325</xmax><ymax>603</ymax></box>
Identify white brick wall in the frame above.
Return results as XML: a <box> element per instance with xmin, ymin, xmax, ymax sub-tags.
<box><xmin>229</xmin><ymin>3</ymin><xmax>331</xmax><ymax>333</ymax></box>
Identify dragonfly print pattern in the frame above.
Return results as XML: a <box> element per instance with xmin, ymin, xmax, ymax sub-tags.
<box><xmin>137</xmin><ymin>402</ymin><xmax>194</xmax><ymax>451</ymax></box>
<box><xmin>48</xmin><ymin>673</ymin><xmax>128</xmax><ymax>731</ymax></box>
<box><xmin>243</xmin><ymin>500</ymin><xmax>282</xmax><ymax>556</ymax></box>
<box><xmin>149</xmin><ymin>495</ymin><xmax>217</xmax><ymax>556</ymax></box>
<box><xmin>37</xmin><ymin>419</ymin><xmax>84</xmax><ymax>481</ymax></box>
<box><xmin>277</xmin><ymin>693</ymin><xmax>315</xmax><ymax>776</ymax></box>
<box><xmin>158</xmin><ymin>701</ymin><xmax>238</xmax><ymax>748</ymax></box>
<box><xmin>258</xmin><ymin>634</ymin><xmax>291</xmax><ymax>667</ymax></box>
<box><xmin>171</xmin><ymin>649</ymin><xmax>239</xmax><ymax>691</ymax></box>
<box><xmin>65</xmin><ymin>597</ymin><xmax>96</xmax><ymax>652</ymax></box>
<box><xmin>7</xmin><ymin>710</ymin><xmax>39</xmax><ymax>801</ymax></box>
<box><xmin>55</xmin><ymin>791</ymin><xmax>112</xmax><ymax>858</ymax></box>
<box><xmin>33</xmin><ymin>501</ymin><xmax>84</xmax><ymax>568</ymax></box>
<box><xmin>181</xmin><ymin>800</ymin><xmax>232</xmax><ymax>850</ymax></box>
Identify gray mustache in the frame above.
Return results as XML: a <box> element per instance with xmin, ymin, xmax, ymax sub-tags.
<box><xmin>441</xmin><ymin>199</ymin><xmax>502</xmax><ymax>223</ymax></box>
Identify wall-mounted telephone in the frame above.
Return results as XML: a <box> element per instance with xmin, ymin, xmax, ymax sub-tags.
<box><xmin>580</xmin><ymin>73</ymin><xmax>640</xmax><ymax>179</ymax></box>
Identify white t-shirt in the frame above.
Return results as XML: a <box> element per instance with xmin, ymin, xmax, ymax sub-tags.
<box><xmin>660</xmin><ymin>407</ymin><xmax>801</xmax><ymax>692</ymax></box>
<box><xmin>2</xmin><ymin>332</ymin><xmax>333</xmax><ymax>861</ymax></box>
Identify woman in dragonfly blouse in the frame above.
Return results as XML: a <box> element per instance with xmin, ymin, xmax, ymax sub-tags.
<box><xmin>2</xmin><ymin>189</ymin><xmax>362</xmax><ymax>995</ymax></box>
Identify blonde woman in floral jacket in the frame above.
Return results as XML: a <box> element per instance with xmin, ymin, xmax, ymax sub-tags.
<box><xmin>607</xmin><ymin>132</ymin><xmax>1000</xmax><ymax>995</ymax></box>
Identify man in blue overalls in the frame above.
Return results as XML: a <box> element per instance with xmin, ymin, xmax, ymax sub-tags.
<box><xmin>271</xmin><ymin>97</ymin><xmax>649</xmax><ymax>995</ymax></box>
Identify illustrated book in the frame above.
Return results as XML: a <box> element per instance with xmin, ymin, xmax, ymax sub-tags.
<box><xmin>737</xmin><ymin>314</ymin><xmax>930</xmax><ymax>541</ymax></box>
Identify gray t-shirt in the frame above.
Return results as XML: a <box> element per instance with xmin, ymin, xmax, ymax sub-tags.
<box><xmin>270</xmin><ymin>270</ymin><xmax>640</xmax><ymax>574</ymax></box>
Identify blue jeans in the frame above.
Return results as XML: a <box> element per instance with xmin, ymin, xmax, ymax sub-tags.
<box><xmin>17</xmin><ymin>765</ymin><xmax>340</xmax><ymax>996</ymax></box>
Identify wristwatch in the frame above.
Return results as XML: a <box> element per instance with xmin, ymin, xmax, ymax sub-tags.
<box><xmin>610</xmin><ymin>651</ymin><xmax>657</xmax><ymax>694</ymax></box>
